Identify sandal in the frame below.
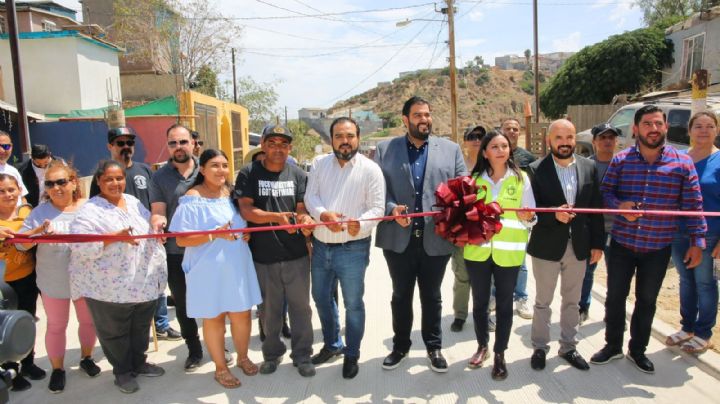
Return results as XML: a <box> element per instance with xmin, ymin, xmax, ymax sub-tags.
<box><xmin>681</xmin><ymin>336</ymin><xmax>714</xmax><ymax>354</ymax></box>
<box><xmin>237</xmin><ymin>357</ymin><xmax>259</xmax><ymax>376</ymax></box>
<box><xmin>665</xmin><ymin>330</ymin><xmax>694</xmax><ymax>346</ymax></box>
<box><xmin>214</xmin><ymin>369</ymin><xmax>241</xmax><ymax>389</ymax></box>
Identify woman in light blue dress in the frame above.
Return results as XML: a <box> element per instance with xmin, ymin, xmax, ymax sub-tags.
<box><xmin>170</xmin><ymin>149</ymin><xmax>262</xmax><ymax>389</ymax></box>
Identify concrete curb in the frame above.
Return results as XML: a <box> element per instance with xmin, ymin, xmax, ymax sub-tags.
<box><xmin>591</xmin><ymin>283</ymin><xmax>720</xmax><ymax>380</ymax></box>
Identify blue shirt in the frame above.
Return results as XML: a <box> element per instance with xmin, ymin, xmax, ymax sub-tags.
<box><xmin>679</xmin><ymin>151</ymin><xmax>720</xmax><ymax>238</ymax></box>
<box><xmin>407</xmin><ymin>136</ymin><xmax>428</xmax><ymax>230</ymax></box>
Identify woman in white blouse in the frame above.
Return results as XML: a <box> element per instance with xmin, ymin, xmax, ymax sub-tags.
<box><xmin>69</xmin><ymin>160</ymin><xmax>167</xmax><ymax>394</ymax></box>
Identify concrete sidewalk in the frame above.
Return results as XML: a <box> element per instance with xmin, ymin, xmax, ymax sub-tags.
<box><xmin>9</xmin><ymin>244</ymin><xmax>720</xmax><ymax>403</ymax></box>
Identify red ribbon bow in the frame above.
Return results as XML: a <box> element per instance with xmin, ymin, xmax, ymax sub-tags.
<box><xmin>434</xmin><ymin>176</ymin><xmax>504</xmax><ymax>246</ymax></box>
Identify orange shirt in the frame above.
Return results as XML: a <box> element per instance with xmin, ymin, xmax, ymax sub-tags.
<box><xmin>0</xmin><ymin>205</ymin><xmax>34</xmax><ymax>282</ymax></box>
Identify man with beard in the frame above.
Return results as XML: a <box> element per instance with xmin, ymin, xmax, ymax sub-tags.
<box><xmin>303</xmin><ymin>117</ymin><xmax>385</xmax><ymax>379</ymax></box>
<box><xmin>235</xmin><ymin>124</ymin><xmax>317</xmax><ymax>377</ymax></box>
<box><xmin>150</xmin><ymin>124</ymin><xmax>215</xmax><ymax>371</ymax></box>
<box><xmin>375</xmin><ymin>96</ymin><xmax>466</xmax><ymax>373</ymax></box>
<box><xmin>90</xmin><ymin>127</ymin><xmax>182</xmax><ymax>343</ymax></box>
<box><xmin>591</xmin><ymin>105</ymin><xmax>706</xmax><ymax>374</ymax></box>
<box><xmin>526</xmin><ymin>119</ymin><xmax>604</xmax><ymax>371</ymax></box>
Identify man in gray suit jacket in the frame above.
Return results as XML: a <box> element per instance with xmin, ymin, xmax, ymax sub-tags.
<box><xmin>374</xmin><ymin>96</ymin><xmax>467</xmax><ymax>373</ymax></box>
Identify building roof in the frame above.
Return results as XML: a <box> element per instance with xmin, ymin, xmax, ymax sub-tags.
<box><xmin>0</xmin><ymin>30</ymin><xmax>123</xmax><ymax>52</ymax></box>
<box><xmin>666</xmin><ymin>5</ymin><xmax>720</xmax><ymax>35</ymax></box>
<box><xmin>0</xmin><ymin>99</ymin><xmax>46</xmax><ymax>120</ymax></box>
<box><xmin>0</xmin><ymin>1</ymin><xmax>78</xmax><ymax>21</ymax></box>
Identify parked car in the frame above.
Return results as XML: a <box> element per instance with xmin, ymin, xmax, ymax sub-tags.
<box><xmin>575</xmin><ymin>95</ymin><xmax>720</xmax><ymax>156</ymax></box>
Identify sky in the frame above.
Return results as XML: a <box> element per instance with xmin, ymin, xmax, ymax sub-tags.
<box><xmin>54</xmin><ymin>0</ymin><xmax>644</xmax><ymax>119</ymax></box>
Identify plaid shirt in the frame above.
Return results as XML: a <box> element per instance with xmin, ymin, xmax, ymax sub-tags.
<box><xmin>601</xmin><ymin>144</ymin><xmax>706</xmax><ymax>252</ymax></box>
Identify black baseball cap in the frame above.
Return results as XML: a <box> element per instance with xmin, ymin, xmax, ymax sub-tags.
<box><xmin>261</xmin><ymin>124</ymin><xmax>293</xmax><ymax>143</ymax></box>
<box><xmin>591</xmin><ymin>123</ymin><xmax>621</xmax><ymax>138</ymax></box>
<box><xmin>108</xmin><ymin>127</ymin><xmax>137</xmax><ymax>144</ymax></box>
<box><xmin>463</xmin><ymin>125</ymin><xmax>486</xmax><ymax>140</ymax></box>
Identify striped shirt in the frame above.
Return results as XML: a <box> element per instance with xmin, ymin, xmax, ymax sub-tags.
<box><xmin>305</xmin><ymin>153</ymin><xmax>386</xmax><ymax>243</ymax></box>
<box><xmin>601</xmin><ymin>145</ymin><xmax>706</xmax><ymax>252</ymax></box>
<box><xmin>552</xmin><ymin>156</ymin><xmax>577</xmax><ymax>206</ymax></box>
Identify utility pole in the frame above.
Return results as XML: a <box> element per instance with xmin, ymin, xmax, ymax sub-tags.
<box><xmin>284</xmin><ymin>106</ymin><xmax>288</xmax><ymax>125</ymax></box>
<box><xmin>6</xmin><ymin>0</ymin><xmax>31</xmax><ymax>155</ymax></box>
<box><xmin>445</xmin><ymin>0</ymin><xmax>459</xmax><ymax>144</ymax></box>
<box><xmin>231</xmin><ymin>48</ymin><xmax>238</xmax><ymax>104</ymax></box>
<box><xmin>533</xmin><ymin>0</ymin><xmax>540</xmax><ymax>122</ymax></box>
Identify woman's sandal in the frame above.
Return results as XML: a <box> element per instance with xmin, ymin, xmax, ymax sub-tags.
<box><xmin>214</xmin><ymin>369</ymin><xmax>241</xmax><ymax>389</ymax></box>
<box><xmin>237</xmin><ymin>357</ymin><xmax>259</xmax><ymax>376</ymax></box>
<box><xmin>681</xmin><ymin>336</ymin><xmax>714</xmax><ymax>354</ymax></box>
<box><xmin>665</xmin><ymin>330</ymin><xmax>694</xmax><ymax>346</ymax></box>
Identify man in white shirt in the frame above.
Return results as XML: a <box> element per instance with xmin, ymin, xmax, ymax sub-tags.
<box><xmin>304</xmin><ymin>117</ymin><xmax>385</xmax><ymax>379</ymax></box>
<box><xmin>0</xmin><ymin>131</ymin><xmax>29</xmax><ymax>205</ymax></box>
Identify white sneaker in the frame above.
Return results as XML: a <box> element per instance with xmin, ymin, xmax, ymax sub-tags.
<box><xmin>489</xmin><ymin>295</ymin><xmax>496</xmax><ymax>312</ymax></box>
<box><xmin>515</xmin><ymin>299</ymin><xmax>533</xmax><ymax>319</ymax></box>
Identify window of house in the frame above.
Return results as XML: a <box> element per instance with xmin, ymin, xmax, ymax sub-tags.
<box><xmin>41</xmin><ymin>20</ymin><xmax>57</xmax><ymax>32</ymax></box>
<box><xmin>682</xmin><ymin>33</ymin><xmax>705</xmax><ymax>81</ymax></box>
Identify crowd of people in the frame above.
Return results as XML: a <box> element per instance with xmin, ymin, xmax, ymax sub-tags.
<box><xmin>0</xmin><ymin>95</ymin><xmax>716</xmax><ymax>395</ymax></box>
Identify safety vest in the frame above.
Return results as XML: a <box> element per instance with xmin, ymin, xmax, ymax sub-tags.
<box><xmin>464</xmin><ymin>174</ymin><xmax>529</xmax><ymax>267</ymax></box>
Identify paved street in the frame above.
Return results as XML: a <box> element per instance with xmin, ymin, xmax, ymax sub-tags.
<box><xmin>9</xmin><ymin>243</ymin><xmax>720</xmax><ymax>403</ymax></box>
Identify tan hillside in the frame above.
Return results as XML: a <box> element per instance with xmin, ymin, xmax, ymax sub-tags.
<box><xmin>330</xmin><ymin>67</ymin><xmax>536</xmax><ymax>136</ymax></box>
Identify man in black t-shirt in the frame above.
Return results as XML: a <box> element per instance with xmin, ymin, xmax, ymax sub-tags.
<box><xmin>235</xmin><ymin>124</ymin><xmax>316</xmax><ymax>377</ymax></box>
<box><xmin>90</xmin><ymin>127</ymin><xmax>181</xmax><ymax>342</ymax></box>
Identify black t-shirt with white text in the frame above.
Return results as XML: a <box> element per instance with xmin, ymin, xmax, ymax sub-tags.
<box><xmin>234</xmin><ymin>161</ymin><xmax>308</xmax><ymax>264</ymax></box>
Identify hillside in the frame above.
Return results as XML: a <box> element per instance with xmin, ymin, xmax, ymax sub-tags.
<box><xmin>330</xmin><ymin>67</ymin><xmax>538</xmax><ymax>136</ymax></box>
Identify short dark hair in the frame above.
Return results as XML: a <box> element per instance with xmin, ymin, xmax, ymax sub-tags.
<box><xmin>31</xmin><ymin>144</ymin><xmax>50</xmax><ymax>159</ymax></box>
<box><xmin>93</xmin><ymin>160</ymin><xmax>125</xmax><ymax>183</ymax></box>
<box><xmin>634</xmin><ymin>105</ymin><xmax>666</xmax><ymax>126</ymax></box>
<box><xmin>166</xmin><ymin>123</ymin><xmax>192</xmax><ymax>137</ymax></box>
<box><xmin>329</xmin><ymin>117</ymin><xmax>360</xmax><ymax>137</ymax></box>
<box><xmin>402</xmin><ymin>96</ymin><xmax>430</xmax><ymax>117</ymax></box>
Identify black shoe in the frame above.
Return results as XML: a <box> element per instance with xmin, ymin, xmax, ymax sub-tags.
<box><xmin>259</xmin><ymin>357</ymin><xmax>282</xmax><ymax>375</ymax></box>
<box><xmin>342</xmin><ymin>356</ymin><xmax>359</xmax><ymax>379</ymax></box>
<box><xmin>590</xmin><ymin>345</ymin><xmax>624</xmax><ymax>365</ymax></box>
<box><xmin>157</xmin><ymin>326</ymin><xmax>182</xmax><ymax>341</ymax></box>
<box><xmin>627</xmin><ymin>352</ymin><xmax>654</xmax><ymax>374</ymax></box>
<box><xmin>530</xmin><ymin>349</ymin><xmax>546</xmax><ymax>370</ymax></box>
<box><xmin>21</xmin><ymin>363</ymin><xmax>46</xmax><ymax>380</ymax></box>
<box><xmin>79</xmin><ymin>356</ymin><xmax>101</xmax><ymax>377</ymax></box>
<box><xmin>184</xmin><ymin>355</ymin><xmax>202</xmax><ymax>372</ymax></box>
<box><xmin>11</xmin><ymin>374</ymin><xmax>31</xmax><ymax>391</ymax></box>
<box><xmin>450</xmin><ymin>318</ymin><xmax>465</xmax><ymax>332</ymax></box>
<box><xmin>282</xmin><ymin>320</ymin><xmax>291</xmax><ymax>339</ymax></box>
<box><xmin>48</xmin><ymin>369</ymin><xmax>65</xmax><ymax>393</ymax></box>
<box><xmin>491</xmin><ymin>352</ymin><xmax>508</xmax><ymax>381</ymax></box>
<box><xmin>560</xmin><ymin>350</ymin><xmax>590</xmax><ymax>370</ymax></box>
<box><xmin>382</xmin><ymin>351</ymin><xmax>407</xmax><ymax>370</ymax></box>
<box><xmin>311</xmin><ymin>347</ymin><xmax>343</xmax><ymax>365</ymax></box>
<box><xmin>427</xmin><ymin>350</ymin><xmax>448</xmax><ymax>373</ymax></box>
<box><xmin>258</xmin><ymin>319</ymin><xmax>266</xmax><ymax>342</ymax></box>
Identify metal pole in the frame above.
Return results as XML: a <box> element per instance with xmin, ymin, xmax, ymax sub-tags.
<box><xmin>284</xmin><ymin>106</ymin><xmax>288</xmax><ymax>126</ymax></box>
<box><xmin>6</xmin><ymin>0</ymin><xmax>31</xmax><ymax>155</ymax></box>
<box><xmin>231</xmin><ymin>48</ymin><xmax>237</xmax><ymax>104</ymax></box>
<box><xmin>447</xmin><ymin>0</ymin><xmax>459</xmax><ymax>143</ymax></box>
<box><xmin>533</xmin><ymin>0</ymin><xmax>540</xmax><ymax>122</ymax></box>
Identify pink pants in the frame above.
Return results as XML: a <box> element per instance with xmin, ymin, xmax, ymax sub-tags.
<box><xmin>41</xmin><ymin>294</ymin><xmax>97</xmax><ymax>360</ymax></box>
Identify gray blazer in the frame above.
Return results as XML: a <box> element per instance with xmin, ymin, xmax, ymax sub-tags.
<box><xmin>374</xmin><ymin>135</ymin><xmax>467</xmax><ymax>256</ymax></box>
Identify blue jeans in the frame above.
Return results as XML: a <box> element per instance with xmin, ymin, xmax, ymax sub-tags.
<box><xmin>154</xmin><ymin>293</ymin><xmax>169</xmax><ymax>331</ymax></box>
<box><xmin>671</xmin><ymin>235</ymin><xmax>719</xmax><ymax>340</ymax></box>
<box><xmin>580</xmin><ymin>234</ymin><xmax>611</xmax><ymax>311</ymax></box>
<box><xmin>311</xmin><ymin>237</ymin><xmax>371</xmax><ymax>358</ymax></box>
<box><xmin>491</xmin><ymin>259</ymin><xmax>528</xmax><ymax>301</ymax></box>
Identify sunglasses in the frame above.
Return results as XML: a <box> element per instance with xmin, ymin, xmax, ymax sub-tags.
<box><xmin>196</xmin><ymin>141</ymin><xmax>204</xmax><ymax>146</ymax></box>
<box><xmin>464</xmin><ymin>134</ymin><xmax>481</xmax><ymax>141</ymax></box>
<box><xmin>114</xmin><ymin>140</ymin><xmax>135</xmax><ymax>147</ymax></box>
<box><xmin>167</xmin><ymin>139</ymin><xmax>191</xmax><ymax>148</ymax></box>
<box><xmin>0</xmin><ymin>144</ymin><xmax>11</xmax><ymax>151</ymax></box>
<box><xmin>44</xmin><ymin>178</ymin><xmax>70</xmax><ymax>188</ymax></box>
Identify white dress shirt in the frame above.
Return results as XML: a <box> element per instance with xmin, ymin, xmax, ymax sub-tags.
<box><xmin>305</xmin><ymin>153</ymin><xmax>385</xmax><ymax>243</ymax></box>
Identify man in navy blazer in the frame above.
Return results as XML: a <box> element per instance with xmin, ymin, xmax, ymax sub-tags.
<box><xmin>374</xmin><ymin>96</ymin><xmax>467</xmax><ymax>373</ymax></box>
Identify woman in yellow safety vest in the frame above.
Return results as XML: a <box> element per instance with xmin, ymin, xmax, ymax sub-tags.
<box><xmin>464</xmin><ymin>130</ymin><xmax>536</xmax><ymax>381</ymax></box>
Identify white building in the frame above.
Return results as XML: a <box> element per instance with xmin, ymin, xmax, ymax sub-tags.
<box><xmin>662</xmin><ymin>6</ymin><xmax>720</xmax><ymax>88</ymax></box>
<box><xmin>0</xmin><ymin>30</ymin><xmax>122</xmax><ymax>114</ymax></box>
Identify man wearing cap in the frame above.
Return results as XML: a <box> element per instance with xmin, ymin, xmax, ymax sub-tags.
<box><xmin>375</xmin><ymin>96</ymin><xmax>466</xmax><ymax>373</ymax></box>
<box><xmin>304</xmin><ymin>117</ymin><xmax>385</xmax><ymax>379</ymax></box>
<box><xmin>16</xmin><ymin>144</ymin><xmax>62</xmax><ymax>207</ymax></box>
<box><xmin>500</xmin><ymin>118</ymin><xmax>535</xmax><ymax>319</ymax></box>
<box><xmin>235</xmin><ymin>124</ymin><xmax>317</xmax><ymax>377</ymax></box>
<box><xmin>91</xmin><ymin>127</ymin><xmax>182</xmax><ymax>343</ymax></box>
<box><xmin>578</xmin><ymin>123</ymin><xmax>619</xmax><ymax>324</ymax></box>
<box><xmin>526</xmin><ymin>119</ymin><xmax>604</xmax><ymax>371</ymax></box>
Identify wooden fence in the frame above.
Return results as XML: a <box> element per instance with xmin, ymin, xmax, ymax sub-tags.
<box><xmin>566</xmin><ymin>104</ymin><xmax>622</xmax><ymax>132</ymax></box>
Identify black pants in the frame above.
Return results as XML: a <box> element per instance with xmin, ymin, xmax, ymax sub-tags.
<box><xmin>85</xmin><ymin>298</ymin><xmax>156</xmax><ymax>376</ymax></box>
<box><xmin>2</xmin><ymin>272</ymin><xmax>39</xmax><ymax>370</ymax></box>
<box><xmin>604</xmin><ymin>240</ymin><xmax>671</xmax><ymax>354</ymax></box>
<box><xmin>383</xmin><ymin>237</ymin><xmax>450</xmax><ymax>353</ymax></box>
<box><xmin>167</xmin><ymin>253</ymin><xmax>202</xmax><ymax>357</ymax></box>
<box><xmin>466</xmin><ymin>258</ymin><xmax>519</xmax><ymax>353</ymax></box>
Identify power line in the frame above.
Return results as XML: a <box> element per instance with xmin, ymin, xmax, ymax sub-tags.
<box><xmin>243</xmin><ymin>43</ymin><xmax>433</xmax><ymax>58</ymax></box>
<box><xmin>458</xmin><ymin>0</ymin><xmax>633</xmax><ymax>5</ymax></box>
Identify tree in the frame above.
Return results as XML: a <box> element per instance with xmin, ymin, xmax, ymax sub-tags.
<box><xmin>191</xmin><ymin>64</ymin><xmax>219</xmax><ymax>97</ymax></box>
<box><xmin>230</xmin><ymin>77</ymin><xmax>280</xmax><ymax>133</ymax></box>
<box><xmin>634</xmin><ymin>0</ymin><xmax>719</xmax><ymax>27</ymax></box>
<box><xmin>539</xmin><ymin>27</ymin><xmax>673</xmax><ymax>118</ymax></box>
<box><xmin>524</xmin><ymin>49</ymin><xmax>531</xmax><ymax>69</ymax></box>
<box><xmin>286</xmin><ymin>120</ymin><xmax>321</xmax><ymax>163</ymax></box>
